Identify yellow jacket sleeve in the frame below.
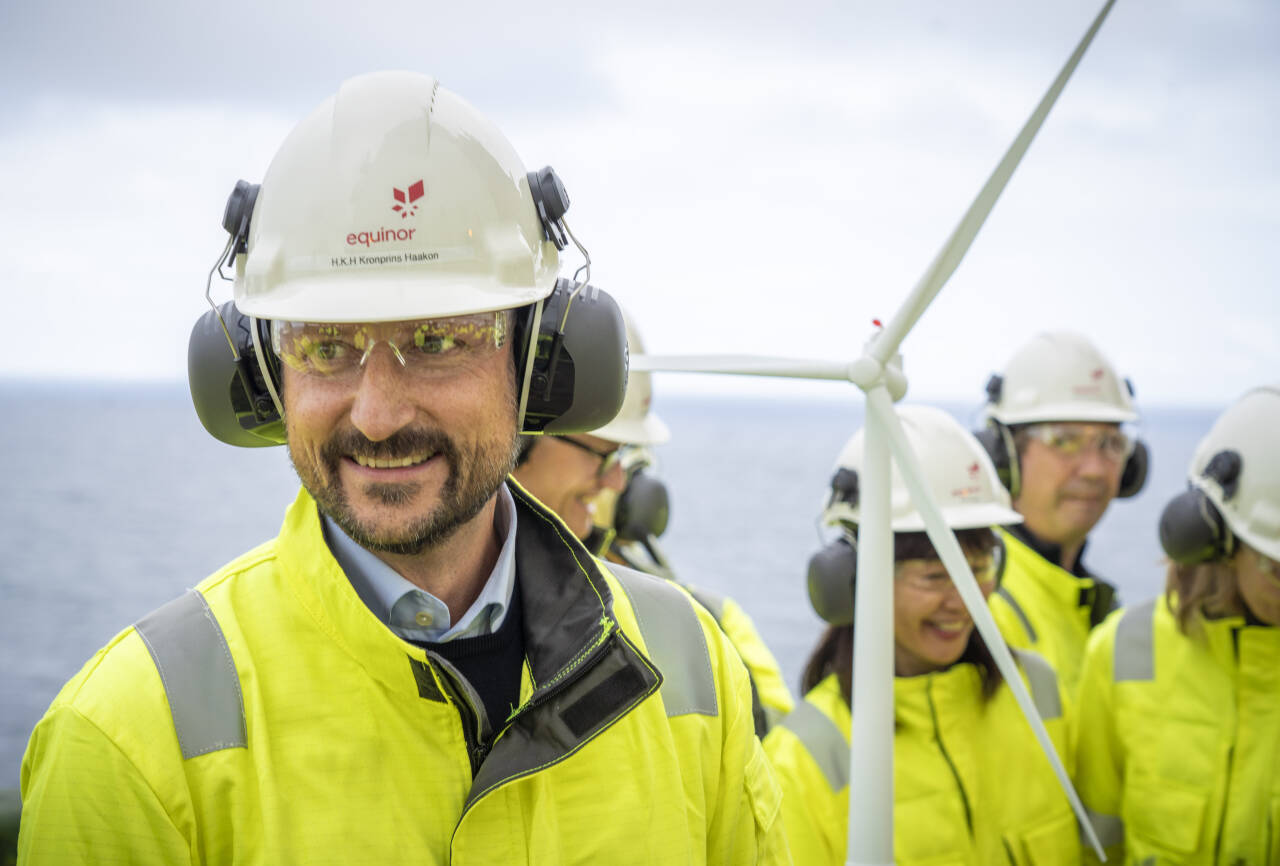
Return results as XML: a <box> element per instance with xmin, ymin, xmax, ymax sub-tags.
<box><xmin>20</xmin><ymin>704</ymin><xmax>190</xmax><ymax>865</ymax></box>
<box><xmin>718</xmin><ymin>597</ymin><xmax>795</xmax><ymax>724</ymax></box>
<box><xmin>686</xmin><ymin>594</ymin><xmax>793</xmax><ymax>865</ymax></box>
<box><xmin>762</xmin><ymin>722</ymin><xmax>842</xmax><ymax>866</ymax></box>
<box><xmin>1073</xmin><ymin>613</ymin><xmax>1126</xmax><ymax>865</ymax></box>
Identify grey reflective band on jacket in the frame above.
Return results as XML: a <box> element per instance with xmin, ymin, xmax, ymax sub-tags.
<box><xmin>780</xmin><ymin>699</ymin><xmax>849</xmax><ymax>792</ymax></box>
<box><xmin>1010</xmin><ymin>648</ymin><xmax>1063</xmax><ymax>721</ymax></box>
<box><xmin>995</xmin><ymin>586</ymin><xmax>1038</xmax><ymax>643</ymax></box>
<box><xmin>1113</xmin><ymin>598</ymin><xmax>1157</xmax><ymax>682</ymax></box>
<box><xmin>611</xmin><ymin>565</ymin><xmax>718</xmax><ymax>718</ymax></box>
<box><xmin>134</xmin><ymin>589</ymin><xmax>247</xmax><ymax>759</ymax></box>
<box><xmin>1084</xmin><ymin>806</ymin><xmax>1124</xmax><ymax>850</ymax></box>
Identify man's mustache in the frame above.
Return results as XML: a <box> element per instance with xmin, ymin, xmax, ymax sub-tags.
<box><xmin>321</xmin><ymin>428</ymin><xmax>457</xmax><ymax>466</ymax></box>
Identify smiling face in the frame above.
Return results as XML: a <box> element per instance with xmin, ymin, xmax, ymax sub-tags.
<box><xmin>892</xmin><ymin>555</ymin><xmax>997</xmax><ymax>677</ymax></box>
<box><xmin>512</xmin><ymin>434</ymin><xmax>628</xmax><ymax>540</ymax></box>
<box><xmin>281</xmin><ymin>319</ymin><xmax>522</xmax><ymax>556</ymax></box>
<box><xmin>1013</xmin><ymin>422</ymin><xmax>1127</xmax><ymax>550</ymax></box>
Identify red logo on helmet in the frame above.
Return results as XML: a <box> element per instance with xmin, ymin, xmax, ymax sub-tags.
<box><xmin>392</xmin><ymin>181</ymin><xmax>425</xmax><ymax>218</ymax></box>
<box><xmin>1091</xmin><ymin>367</ymin><xmax>1105</xmax><ymax>380</ymax></box>
<box><xmin>968</xmin><ymin>462</ymin><xmax>980</xmax><ymax>478</ymax></box>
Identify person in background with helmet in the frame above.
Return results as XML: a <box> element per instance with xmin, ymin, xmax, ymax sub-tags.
<box><xmin>977</xmin><ymin>331</ymin><xmax>1149</xmax><ymax>690</ymax></box>
<box><xmin>516</xmin><ymin>307</ymin><xmax>794</xmax><ymax>735</ymax></box>
<box><xmin>18</xmin><ymin>72</ymin><xmax>789</xmax><ymax>865</ymax></box>
<box><xmin>1074</xmin><ymin>385</ymin><xmax>1280</xmax><ymax>864</ymax></box>
<box><xmin>765</xmin><ymin>406</ymin><xmax>1080</xmax><ymax>864</ymax></box>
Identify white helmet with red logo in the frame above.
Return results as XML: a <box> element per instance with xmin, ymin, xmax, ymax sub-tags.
<box><xmin>823</xmin><ymin>405</ymin><xmax>1022</xmax><ymax>532</ymax></box>
<box><xmin>234</xmin><ymin>71</ymin><xmax>559</xmax><ymax>322</ymax></box>
<box><xmin>985</xmin><ymin>331</ymin><xmax>1138</xmax><ymax>426</ymax></box>
<box><xmin>590</xmin><ymin>306</ymin><xmax>670</xmax><ymax>446</ymax></box>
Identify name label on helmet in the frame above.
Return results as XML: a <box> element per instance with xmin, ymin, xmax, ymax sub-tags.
<box><xmin>347</xmin><ymin>227</ymin><xmax>418</xmax><ymax>247</ymax></box>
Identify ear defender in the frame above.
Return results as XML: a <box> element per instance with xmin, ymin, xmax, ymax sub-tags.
<box><xmin>613</xmin><ymin>472</ymin><xmax>670</xmax><ymax>543</ymax></box>
<box><xmin>1117</xmin><ymin>438</ymin><xmax>1149</xmax><ymax>499</ymax></box>
<box><xmin>191</xmin><ymin>167</ymin><xmax>627</xmax><ymax>447</ymax></box>
<box><xmin>1159</xmin><ymin>450</ymin><xmax>1242</xmax><ymax>564</ymax></box>
<box><xmin>974</xmin><ymin>421</ymin><xmax>1021</xmax><ymax>498</ymax></box>
<box><xmin>808</xmin><ymin>468</ymin><xmax>861</xmax><ymax>625</ymax></box>
<box><xmin>807</xmin><ymin>536</ymin><xmax>858</xmax><ymax>627</ymax></box>
<box><xmin>189</xmin><ymin>301</ymin><xmax>285</xmax><ymax>447</ymax></box>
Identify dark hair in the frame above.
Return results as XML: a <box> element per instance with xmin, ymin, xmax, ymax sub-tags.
<box><xmin>1164</xmin><ymin>557</ymin><xmax>1239</xmax><ymax>635</ymax></box>
<box><xmin>800</xmin><ymin>527</ymin><xmax>1004</xmax><ymax>704</ymax></box>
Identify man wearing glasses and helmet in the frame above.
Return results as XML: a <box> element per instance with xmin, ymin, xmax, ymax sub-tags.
<box><xmin>975</xmin><ymin>331</ymin><xmax>1148</xmax><ymax>689</ymax></box>
<box><xmin>18</xmin><ymin>71</ymin><xmax>788</xmax><ymax>864</ymax></box>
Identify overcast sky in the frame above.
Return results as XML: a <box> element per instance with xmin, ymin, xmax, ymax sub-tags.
<box><xmin>1</xmin><ymin>0</ymin><xmax>1276</xmax><ymax>407</ymax></box>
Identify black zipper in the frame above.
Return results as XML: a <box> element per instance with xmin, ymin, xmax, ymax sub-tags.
<box><xmin>927</xmin><ymin>677</ymin><xmax>974</xmax><ymax>836</ymax></box>
<box><xmin>428</xmin><ymin>654</ymin><xmax>492</xmax><ymax>777</ymax></box>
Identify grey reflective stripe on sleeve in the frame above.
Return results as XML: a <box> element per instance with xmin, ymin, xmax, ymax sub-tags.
<box><xmin>995</xmin><ymin>586</ymin><xmax>1038</xmax><ymax>643</ymax></box>
<box><xmin>779</xmin><ymin>700</ymin><xmax>849</xmax><ymax>792</ymax></box>
<box><xmin>1113</xmin><ymin>598</ymin><xmax>1157</xmax><ymax>682</ymax></box>
<box><xmin>684</xmin><ymin>585</ymin><xmax>726</xmax><ymax>622</ymax></box>
<box><xmin>1010</xmin><ymin>648</ymin><xmax>1062</xmax><ymax>721</ymax></box>
<box><xmin>135</xmin><ymin>589</ymin><xmax>247</xmax><ymax>759</ymax></box>
<box><xmin>612</xmin><ymin>566</ymin><xmax>718</xmax><ymax>718</ymax></box>
<box><xmin>1084</xmin><ymin>806</ymin><xmax>1124</xmax><ymax>850</ymax></box>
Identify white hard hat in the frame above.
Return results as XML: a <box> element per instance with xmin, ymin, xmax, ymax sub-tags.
<box><xmin>824</xmin><ymin>405</ymin><xmax>1022</xmax><ymax>532</ymax></box>
<box><xmin>235</xmin><ymin>71</ymin><xmax>559</xmax><ymax>322</ymax></box>
<box><xmin>590</xmin><ymin>307</ymin><xmax>670</xmax><ymax>445</ymax></box>
<box><xmin>1188</xmin><ymin>385</ymin><xmax>1280</xmax><ymax>562</ymax></box>
<box><xmin>986</xmin><ymin>331</ymin><xmax>1138</xmax><ymax>426</ymax></box>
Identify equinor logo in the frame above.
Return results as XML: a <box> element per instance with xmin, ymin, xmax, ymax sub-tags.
<box><xmin>393</xmin><ymin>180</ymin><xmax>425</xmax><ymax>217</ymax></box>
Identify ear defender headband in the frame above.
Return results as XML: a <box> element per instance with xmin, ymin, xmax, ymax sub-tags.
<box><xmin>1158</xmin><ymin>450</ymin><xmax>1242</xmax><ymax>565</ymax></box>
<box><xmin>188</xmin><ymin>167</ymin><xmax>628</xmax><ymax>447</ymax></box>
<box><xmin>805</xmin><ymin>468</ymin><xmax>1008</xmax><ymax>626</ymax></box>
<box><xmin>974</xmin><ymin>373</ymin><xmax>1149</xmax><ymax>500</ymax></box>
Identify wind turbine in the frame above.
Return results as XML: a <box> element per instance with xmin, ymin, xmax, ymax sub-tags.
<box><xmin>631</xmin><ymin>1</ymin><xmax>1119</xmax><ymax>862</ymax></box>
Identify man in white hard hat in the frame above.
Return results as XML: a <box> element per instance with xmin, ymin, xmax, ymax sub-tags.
<box><xmin>514</xmin><ymin>307</ymin><xmax>794</xmax><ymax>735</ymax></box>
<box><xmin>977</xmin><ymin>331</ymin><xmax>1148</xmax><ymax>689</ymax></box>
<box><xmin>19</xmin><ymin>72</ymin><xmax>789</xmax><ymax>864</ymax></box>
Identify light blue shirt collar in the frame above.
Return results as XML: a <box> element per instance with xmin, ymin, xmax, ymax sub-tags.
<box><xmin>322</xmin><ymin>484</ymin><xmax>518</xmax><ymax>643</ymax></box>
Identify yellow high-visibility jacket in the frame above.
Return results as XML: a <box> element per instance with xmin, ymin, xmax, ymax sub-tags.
<box><xmin>989</xmin><ymin>528</ymin><xmax>1118</xmax><ymax>691</ymax></box>
<box><xmin>681</xmin><ymin>586</ymin><xmax>794</xmax><ymax>731</ymax></box>
<box><xmin>603</xmin><ymin>538</ymin><xmax>794</xmax><ymax>732</ymax></box>
<box><xmin>1074</xmin><ymin>595</ymin><xmax>1280</xmax><ymax>864</ymax></box>
<box><xmin>764</xmin><ymin>655</ymin><xmax>1079</xmax><ymax>865</ymax></box>
<box><xmin>20</xmin><ymin>485</ymin><xmax>789</xmax><ymax>865</ymax></box>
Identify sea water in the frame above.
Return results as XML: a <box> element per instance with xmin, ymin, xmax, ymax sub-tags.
<box><xmin>0</xmin><ymin>381</ymin><xmax>1222</xmax><ymax>785</ymax></box>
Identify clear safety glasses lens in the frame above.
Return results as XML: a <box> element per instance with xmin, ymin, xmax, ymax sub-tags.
<box><xmin>272</xmin><ymin>312</ymin><xmax>509</xmax><ymax>378</ymax></box>
<box><xmin>895</xmin><ymin>556</ymin><xmax>997</xmax><ymax>594</ymax></box>
<box><xmin>1024</xmin><ymin>423</ymin><xmax>1134</xmax><ymax>462</ymax></box>
<box><xmin>557</xmin><ymin>437</ymin><xmax>631</xmax><ymax>478</ymax></box>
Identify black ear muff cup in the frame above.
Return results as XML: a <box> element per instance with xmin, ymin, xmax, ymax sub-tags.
<box><xmin>975</xmin><ymin>423</ymin><xmax>1019</xmax><ymax>497</ymax></box>
<box><xmin>807</xmin><ymin>537</ymin><xmax>858</xmax><ymax>626</ymax></box>
<box><xmin>1118</xmin><ymin>439</ymin><xmax>1149</xmax><ymax>499</ymax></box>
<box><xmin>1159</xmin><ymin>489</ymin><xmax>1230</xmax><ymax>565</ymax></box>
<box><xmin>614</xmin><ymin>473</ymin><xmax>670</xmax><ymax>542</ymax></box>
<box><xmin>524</xmin><ymin>282</ymin><xmax>628</xmax><ymax>435</ymax></box>
<box><xmin>188</xmin><ymin>302</ymin><xmax>284</xmax><ymax>447</ymax></box>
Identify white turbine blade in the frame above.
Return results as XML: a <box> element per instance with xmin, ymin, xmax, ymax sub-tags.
<box><xmin>869</xmin><ymin>0</ymin><xmax>1119</xmax><ymax>366</ymax></box>
<box><xmin>868</xmin><ymin>390</ymin><xmax>1107</xmax><ymax>860</ymax></box>
<box><xmin>630</xmin><ymin>353</ymin><xmax>850</xmax><ymax>381</ymax></box>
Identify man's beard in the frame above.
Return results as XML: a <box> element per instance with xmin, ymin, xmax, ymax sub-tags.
<box><xmin>289</xmin><ymin>425</ymin><xmax>520</xmax><ymax>556</ymax></box>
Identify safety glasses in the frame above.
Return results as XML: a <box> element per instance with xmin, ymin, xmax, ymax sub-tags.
<box><xmin>272</xmin><ymin>311</ymin><xmax>509</xmax><ymax>379</ymax></box>
<box><xmin>895</xmin><ymin>556</ymin><xmax>998</xmax><ymax>594</ymax></box>
<box><xmin>556</xmin><ymin>436</ymin><xmax>629</xmax><ymax>478</ymax></box>
<box><xmin>1022</xmin><ymin>422</ymin><xmax>1134</xmax><ymax>462</ymax></box>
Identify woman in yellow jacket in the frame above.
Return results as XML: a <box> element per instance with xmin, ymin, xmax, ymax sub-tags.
<box><xmin>1075</xmin><ymin>385</ymin><xmax>1280</xmax><ymax>864</ymax></box>
<box><xmin>764</xmin><ymin>406</ymin><xmax>1081</xmax><ymax>865</ymax></box>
